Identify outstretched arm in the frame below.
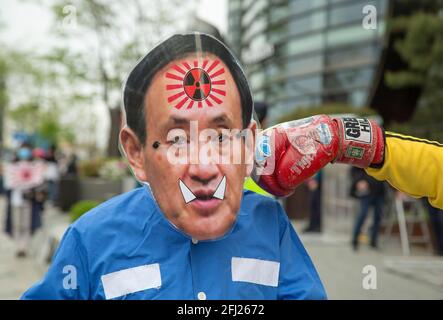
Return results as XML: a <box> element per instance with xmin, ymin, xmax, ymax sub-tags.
<box><xmin>366</xmin><ymin>132</ymin><xmax>443</xmax><ymax>210</ymax></box>
<box><xmin>252</xmin><ymin>115</ymin><xmax>443</xmax><ymax>210</ymax></box>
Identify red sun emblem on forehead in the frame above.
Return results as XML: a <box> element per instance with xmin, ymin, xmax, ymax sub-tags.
<box><xmin>165</xmin><ymin>59</ymin><xmax>226</xmax><ymax>109</ymax></box>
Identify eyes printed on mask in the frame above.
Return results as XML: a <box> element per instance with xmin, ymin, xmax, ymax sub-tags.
<box><xmin>165</xmin><ymin>59</ymin><xmax>226</xmax><ymax>109</ymax></box>
<box><xmin>166</xmin><ymin>130</ymin><xmax>233</xmax><ymax>148</ymax></box>
<box><xmin>167</xmin><ymin>129</ymin><xmax>187</xmax><ymax>145</ymax></box>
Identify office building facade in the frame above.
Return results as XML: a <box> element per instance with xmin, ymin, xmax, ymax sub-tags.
<box><xmin>228</xmin><ymin>0</ymin><xmax>388</xmax><ymax>122</ymax></box>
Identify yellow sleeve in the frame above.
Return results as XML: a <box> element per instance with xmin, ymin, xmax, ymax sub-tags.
<box><xmin>365</xmin><ymin>132</ymin><xmax>443</xmax><ymax>210</ymax></box>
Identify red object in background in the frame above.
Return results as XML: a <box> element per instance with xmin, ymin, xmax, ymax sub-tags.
<box><xmin>3</xmin><ymin>161</ymin><xmax>46</xmax><ymax>191</ymax></box>
<box><xmin>32</xmin><ymin>148</ymin><xmax>46</xmax><ymax>159</ymax></box>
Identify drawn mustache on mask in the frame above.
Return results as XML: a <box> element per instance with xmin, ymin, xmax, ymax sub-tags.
<box><xmin>179</xmin><ymin>176</ymin><xmax>226</xmax><ymax>204</ymax></box>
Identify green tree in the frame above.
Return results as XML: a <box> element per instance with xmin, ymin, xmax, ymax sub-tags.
<box><xmin>386</xmin><ymin>8</ymin><xmax>443</xmax><ymax>141</ymax></box>
<box><xmin>0</xmin><ymin>3</ymin><xmax>91</xmax><ymax>151</ymax></box>
<box><xmin>3</xmin><ymin>48</ymin><xmax>80</xmax><ymax>148</ymax></box>
<box><xmin>0</xmin><ymin>56</ymin><xmax>8</xmax><ymax>151</ymax></box>
<box><xmin>8</xmin><ymin>100</ymin><xmax>76</xmax><ymax>146</ymax></box>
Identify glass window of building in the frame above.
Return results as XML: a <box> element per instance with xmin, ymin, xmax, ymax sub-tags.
<box><xmin>326</xmin><ymin>24</ymin><xmax>378</xmax><ymax>48</ymax></box>
<box><xmin>269</xmin><ymin>54</ymin><xmax>323</xmax><ymax>81</ymax></box>
<box><xmin>254</xmin><ymin>91</ymin><xmax>266</xmax><ymax>101</ymax></box>
<box><xmin>323</xmin><ymin>88</ymin><xmax>368</xmax><ymax>107</ymax></box>
<box><xmin>229</xmin><ymin>0</ymin><xmax>242</xmax><ymax>11</ymax></box>
<box><xmin>268</xmin><ymin>75</ymin><xmax>323</xmax><ymax>102</ymax></box>
<box><xmin>284</xmin><ymin>75</ymin><xmax>323</xmax><ymax>96</ymax></box>
<box><xmin>250</xmin><ymin>71</ymin><xmax>267</xmax><ymax>90</ymax></box>
<box><xmin>325</xmin><ymin>45</ymin><xmax>379</xmax><ymax>70</ymax></box>
<box><xmin>289</xmin><ymin>0</ymin><xmax>327</xmax><ymax>13</ymax></box>
<box><xmin>324</xmin><ymin>67</ymin><xmax>374</xmax><ymax>92</ymax></box>
<box><xmin>242</xmin><ymin>0</ymin><xmax>256</xmax><ymax>10</ymax></box>
<box><xmin>243</xmin><ymin>16</ymin><xmax>268</xmax><ymax>43</ymax></box>
<box><xmin>269</xmin><ymin>95</ymin><xmax>322</xmax><ymax>121</ymax></box>
<box><xmin>288</xmin><ymin>10</ymin><xmax>327</xmax><ymax>37</ymax></box>
<box><xmin>242</xmin><ymin>0</ymin><xmax>267</xmax><ymax>27</ymax></box>
<box><xmin>281</xmin><ymin>33</ymin><xmax>324</xmax><ymax>56</ymax></box>
<box><xmin>350</xmin><ymin>89</ymin><xmax>368</xmax><ymax>107</ymax></box>
<box><xmin>269</xmin><ymin>23</ymin><xmax>289</xmax><ymax>44</ymax></box>
<box><xmin>329</xmin><ymin>0</ymin><xmax>380</xmax><ymax>27</ymax></box>
<box><xmin>270</xmin><ymin>5</ymin><xmax>289</xmax><ymax>25</ymax></box>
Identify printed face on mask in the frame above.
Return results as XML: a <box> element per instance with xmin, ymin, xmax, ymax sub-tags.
<box><xmin>122</xmin><ymin>53</ymin><xmax>255</xmax><ymax>240</ymax></box>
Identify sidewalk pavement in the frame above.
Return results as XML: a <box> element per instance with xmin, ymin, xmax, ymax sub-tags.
<box><xmin>1</xmin><ymin>195</ymin><xmax>443</xmax><ymax>299</ymax></box>
<box><xmin>295</xmin><ymin>222</ymin><xmax>443</xmax><ymax>299</ymax></box>
<box><xmin>0</xmin><ymin>196</ymin><xmax>70</xmax><ymax>299</ymax></box>
<box><xmin>0</xmin><ymin>231</ymin><xmax>46</xmax><ymax>299</ymax></box>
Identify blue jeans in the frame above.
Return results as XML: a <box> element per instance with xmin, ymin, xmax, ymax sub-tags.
<box><xmin>352</xmin><ymin>195</ymin><xmax>384</xmax><ymax>247</ymax></box>
<box><xmin>425</xmin><ymin>202</ymin><xmax>443</xmax><ymax>255</ymax></box>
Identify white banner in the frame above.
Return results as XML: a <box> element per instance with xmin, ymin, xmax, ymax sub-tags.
<box><xmin>3</xmin><ymin>161</ymin><xmax>47</xmax><ymax>191</ymax></box>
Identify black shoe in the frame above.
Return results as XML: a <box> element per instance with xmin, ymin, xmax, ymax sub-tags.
<box><xmin>303</xmin><ymin>227</ymin><xmax>321</xmax><ymax>233</ymax></box>
<box><xmin>351</xmin><ymin>241</ymin><xmax>359</xmax><ymax>251</ymax></box>
<box><xmin>16</xmin><ymin>250</ymin><xmax>27</xmax><ymax>258</ymax></box>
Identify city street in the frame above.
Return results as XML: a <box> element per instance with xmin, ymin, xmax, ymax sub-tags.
<box><xmin>1</xmin><ymin>196</ymin><xmax>443</xmax><ymax>299</ymax></box>
<box><xmin>300</xmin><ymin>230</ymin><xmax>443</xmax><ymax>299</ymax></box>
<box><xmin>0</xmin><ymin>197</ymin><xmax>70</xmax><ymax>299</ymax></box>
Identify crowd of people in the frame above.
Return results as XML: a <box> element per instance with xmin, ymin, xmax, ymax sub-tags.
<box><xmin>0</xmin><ymin>143</ymin><xmax>75</xmax><ymax>257</ymax></box>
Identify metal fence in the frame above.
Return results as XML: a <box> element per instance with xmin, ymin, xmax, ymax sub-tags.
<box><xmin>322</xmin><ymin>163</ymin><xmax>358</xmax><ymax>234</ymax></box>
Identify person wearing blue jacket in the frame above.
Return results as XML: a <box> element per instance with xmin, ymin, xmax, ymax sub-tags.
<box><xmin>22</xmin><ymin>33</ymin><xmax>326</xmax><ymax>300</ymax></box>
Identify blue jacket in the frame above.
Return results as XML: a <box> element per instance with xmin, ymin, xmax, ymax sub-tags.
<box><xmin>22</xmin><ymin>186</ymin><xmax>326</xmax><ymax>300</ymax></box>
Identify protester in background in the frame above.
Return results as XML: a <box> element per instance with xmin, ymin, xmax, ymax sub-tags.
<box><xmin>44</xmin><ymin>145</ymin><xmax>60</xmax><ymax>204</ymax></box>
<box><xmin>11</xmin><ymin>144</ymin><xmax>35</xmax><ymax>257</ymax></box>
<box><xmin>4</xmin><ymin>144</ymin><xmax>47</xmax><ymax>257</ymax></box>
<box><xmin>3</xmin><ymin>157</ymin><xmax>15</xmax><ymax>237</ymax></box>
<box><xmin>350</xmin><ymin>167</ymin><xmax>386</xmax><ymax>251</ymax></box>
<box><xmin>31</xmin><ymin>148</ymin><xmax>48</xmax><ymax>235</ymax></box>
<box><xmin>66</xmin><ymin>154</ymin><xmax>78</xmax><ymax>176</ymax></box>
<box><xmin>0</xmin><ymin>162</ymin><xmax>4</xmax><ymax>195</ymax></box>
<box><xmin>423</xmin><ymin>200</ymin><xmax>443</xmax><ymax>256</ymax></box>
<box><xmin>304</xmin><ymin>170</ymin><xmax>323</xmax><ymax>233</ymax></box>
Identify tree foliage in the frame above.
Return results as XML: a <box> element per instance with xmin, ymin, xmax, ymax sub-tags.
<box><xmin>48</xmin><ymin>0</ymin><xmax>196</xmax><ymax>156</ymax></box>
<box><xmin>386</xmin><ymin>8</ymin><xmax>443</xmax><ymax>141</ymax></box>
